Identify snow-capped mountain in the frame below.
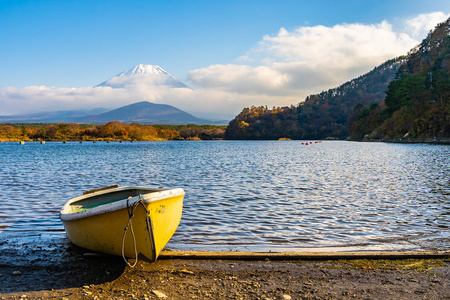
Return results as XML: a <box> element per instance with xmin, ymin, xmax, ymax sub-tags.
<box><xmin>0</xmin><ymin>64</ymin><xmax>231</xmax><ymax>125</ymax></box>
<box><xmin>96</xmin><ymin>64</ymin><xmax>188</xmax><ymax>88</ymax></box>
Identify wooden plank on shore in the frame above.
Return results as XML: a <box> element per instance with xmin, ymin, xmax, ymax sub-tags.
<box><xmin>159</xmin><ymin>250</ymin><xmax>450</xmax><ymax>261</ymax></box>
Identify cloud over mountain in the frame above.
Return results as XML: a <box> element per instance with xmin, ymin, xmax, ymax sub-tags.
<box><xmin>403</xmin><ymin>11</ymin><xmax>450</xmax><ymax>39</ymax></box>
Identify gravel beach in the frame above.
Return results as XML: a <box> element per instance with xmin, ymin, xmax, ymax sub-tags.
<box><xmin>0</xmin><ymin>235</ymin><xmax>449</xmax><ymax>299</ymax></box>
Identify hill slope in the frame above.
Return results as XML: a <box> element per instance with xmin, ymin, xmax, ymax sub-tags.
<box><xmin>349</xmin><ymin>18</ymin><xmax>450</xmax><ymax>140</ymax></box>
<box><xmin>225</xmin><ymin>57</ymin><xmax>405</xmax><ymax>140</ymax></box>
<box><xmin>226</xmin><ymin>18</ymin><xmax>450</xmax><ymax>141</ymax></box>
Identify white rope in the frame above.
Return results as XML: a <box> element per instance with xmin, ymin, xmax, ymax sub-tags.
<box><xmin>122</xmin><ymin>195</ymin><xmax>144</xmax><ymax>267</ymax></box>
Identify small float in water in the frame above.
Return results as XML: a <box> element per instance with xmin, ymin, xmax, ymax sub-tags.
<box><xmin>60</xmin><ymin>185</ymin><xmax>184</xmax><ymax>266</ymax></box>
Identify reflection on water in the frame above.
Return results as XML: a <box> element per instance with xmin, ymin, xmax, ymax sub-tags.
<box><xmin>0</xmin><ymin>141</ymin><xmax>448</xmax><ymax>251</ymax></box>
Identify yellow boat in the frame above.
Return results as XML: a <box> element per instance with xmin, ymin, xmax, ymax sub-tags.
<box><xmin>60</xmin><ymin>185</ymin><xmax>184</xmax><ymax>265</ymax></box>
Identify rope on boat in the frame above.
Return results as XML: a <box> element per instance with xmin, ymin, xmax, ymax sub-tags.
<box><xmin>122</xmin><ymin>195</ymin><xmax>153</xmax><ymax>267</ymax></box>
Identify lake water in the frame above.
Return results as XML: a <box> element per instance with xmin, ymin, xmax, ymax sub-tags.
<box><xmin>0</xmin><ymin>140</ymin><xmax>448</xmax><ymax>252</ymax></box>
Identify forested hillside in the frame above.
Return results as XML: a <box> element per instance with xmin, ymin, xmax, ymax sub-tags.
<box><xmin>226</xmin><ymin>57</ymin><xmax>405</xmax><ymax>140</ymax></box>
<box><xmin>349</xmin><ymin>18</ymin><xmax>450</xmax><ymax>140</ymax></box>
<box><xmin>226</xmin><ymin>18</ymin><xmax>449</xmax><ymax>141</ymax></box>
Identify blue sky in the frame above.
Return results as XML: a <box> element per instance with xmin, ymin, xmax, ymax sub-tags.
<box><xmin>0</xmin><ymin>0</ymin><xmax>449</xmax><ymax>119</ymax></box>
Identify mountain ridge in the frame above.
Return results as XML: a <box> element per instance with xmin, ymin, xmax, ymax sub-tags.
<box><xmin>0</xmin><ymin>101</ymin><xmax>224</xmax><ymax>125</ymax></box>
<box><xmin>0</xmin><ymin>107</ymin><xmax>109</xmax><ymax>123</ymax></box>
<box><xmin>75</xmin><ymin>101</ymin><xmax>210</xmax><ymax>124</ymax></box>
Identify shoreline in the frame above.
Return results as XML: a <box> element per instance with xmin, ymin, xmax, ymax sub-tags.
<box><xmin>1</xmin><ymin>253</ymin><xmax>449</xmax><ymax>300</ymax></box>
<box><xmin>1</xmin><ymin>234</ymin><xmax>449</xmax><ymax>299</ymax></box>
<box><xmin>159</xmin><ymin>250</ymin><xmax>450</xmax><ymax>261</ymax></box>
<box><xmin>347</xmin><ymin>137</ymin><xmax>450</xmax><ymax>145</ymax></box>
<box><xmin>2</xmin><ymin>139</ymin><xmax>450</xmax><ymax>145</ymax></box>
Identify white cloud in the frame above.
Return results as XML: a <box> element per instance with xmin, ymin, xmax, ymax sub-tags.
<box><xmin>261</xmin><ymin>21</ymin><xmax>416</xmax><ymax>66</ymax></box>
<box><xmin>186</xmin><ymin>13</ymin><xmax>449</xmax><ymax>114</ymax></box>
<box><xmin>188</xmin><ymin>20</ymin><xmax>419</xmax><ymax>96</ymax></box>
<box><xmin>188</xmin><ymin>64</ymin><xmax>290</xmax><ymax>94</ymax></box>
<box><xmin>1</xmin><ymin>12</ymin><xmax>448</xmax><ymax>120</ymax></box>
<box><xmin>403</xmin><ymin>12</ymin><xmax>450</xmax><ymax>40</ymax></box>
<box><xmin>0</xmin><ymin>85</ymin><xmax>185</xmax><ymax>115</ymax></box>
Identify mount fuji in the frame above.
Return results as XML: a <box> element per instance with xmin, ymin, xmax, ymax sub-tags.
<box><xmin>0</xmin><ymin>65</ymin><xmax>229</xmax><ymax>124</ymax></box>
<box><xmin>97</xmin><ymin>64</ymin><xmax>188</xmax><ymax>88</ymax></box>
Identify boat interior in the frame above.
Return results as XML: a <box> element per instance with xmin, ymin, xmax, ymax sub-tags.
<box><xmin>68</xmin><ymin>188</ymin><xmax>161</xmax><ymax>213</ymax></box>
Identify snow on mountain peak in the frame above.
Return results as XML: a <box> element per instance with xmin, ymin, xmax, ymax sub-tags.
<box><xmin>96</xmin><ymin>64</ymin><xmax>188</xmax><ymax>88</ymax></box>
<box><xmin>118</xmin><ymin>64</ymin><xmax>174</xmax><ymax>78</ymax></box>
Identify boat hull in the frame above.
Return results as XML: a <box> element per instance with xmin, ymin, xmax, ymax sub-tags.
<box><xmin>60</xmin><ymin>186</ymin><xmax>184</xmax><ymax>262</ymax></box>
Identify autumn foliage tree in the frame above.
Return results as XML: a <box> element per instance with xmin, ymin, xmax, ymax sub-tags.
<box><xmin>0</xmin><ymin>122</ymin><xmax>181</xmax><ymax>141</ymax></box>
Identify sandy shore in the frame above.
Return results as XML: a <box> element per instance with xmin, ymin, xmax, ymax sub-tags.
<box><xmin>0</xmin><ymin>235</ymin><xmax>449</xmax><ymax>299</ymax></box>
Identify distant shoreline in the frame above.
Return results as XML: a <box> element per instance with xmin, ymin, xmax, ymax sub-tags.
<box><xmin>2</xmin><ymin>138</ymin><xmax>449</xmax><ymax>144</ymax></box>
<box><xmin>347</xmin><ymin>137</ymin><xmax>450</xmax><ymax>145</ymax></box>
<box><xmin>0</xmin><ymin>122</ymin><xmax>226</xmax><ymax>142</ymax></box>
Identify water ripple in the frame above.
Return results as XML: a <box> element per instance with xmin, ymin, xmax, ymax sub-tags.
<box><xmin>0</xmin><ymin>141</ymin><xmax>449</xmax><ymax>251</ymax></box>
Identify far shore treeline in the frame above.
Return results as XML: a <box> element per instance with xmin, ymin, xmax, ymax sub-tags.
<box><xmin>0</xmin><ymin>122</ymin><xmax>226</xmax><ymax>142</ymax></box>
